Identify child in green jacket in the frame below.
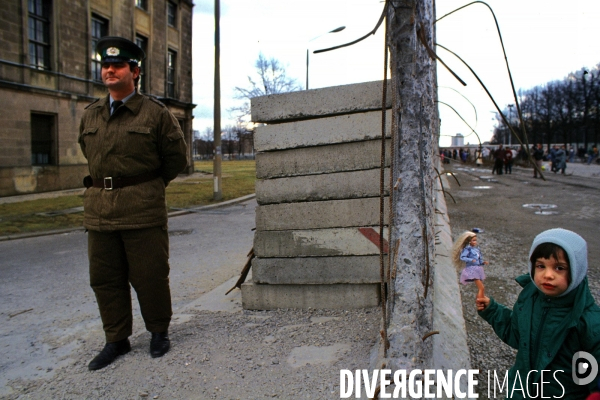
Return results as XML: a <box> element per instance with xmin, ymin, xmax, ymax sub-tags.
<box><xmin>477</xmin><ymin>228</ymin><xmax>600</xmax><ymax>399</ymax></box>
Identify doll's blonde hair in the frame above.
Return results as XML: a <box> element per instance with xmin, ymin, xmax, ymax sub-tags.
<box><xmin>452</xmin><ymin>231</ymin><xmax>477</xmax><ymax>269</ymax></box>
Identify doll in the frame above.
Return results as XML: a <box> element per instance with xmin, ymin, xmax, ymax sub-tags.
<box><xmin>452</xmin><ymin>231</ymin><xmax>489</xmax><ymax>300</ymax></box>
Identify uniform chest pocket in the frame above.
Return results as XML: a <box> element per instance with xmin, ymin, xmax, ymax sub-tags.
<box><xmin>79</xmin><ymin>127</ymin><xmax>98</xmax><ymax>147</ymax></box>
<box><xmin>127</xmin><ymin>126</ymin><xmax>153</xmax><ymax>136</ymax></box>
<box><xmin>80</xmin><ymin>127</ymin><xmax>98</xmax><ymax>139</ymax></box>
<box><xmin>124</xmin><ymin>126</ymin><xmax>158</xmax><ymax>155</ymax></box>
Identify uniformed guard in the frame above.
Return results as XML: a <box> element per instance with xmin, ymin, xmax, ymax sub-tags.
<box><xmin>79</xmin><ymin>36</ymin><xmax>188</xmax><ymax>370</ymax></box>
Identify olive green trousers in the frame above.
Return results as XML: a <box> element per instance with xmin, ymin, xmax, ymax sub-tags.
<box><xmin>88</xmin><ymin>226</ymin><xmax>172</xmax><ymax>342</ymax></box>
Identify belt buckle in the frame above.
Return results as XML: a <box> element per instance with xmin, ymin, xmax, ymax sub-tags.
<box><xmin>103</xmin><ymin>177</ymin><xmax>113</xmax><ymax>190</ymax></box>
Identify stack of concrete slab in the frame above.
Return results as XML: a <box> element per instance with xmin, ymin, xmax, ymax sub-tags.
<box><xmin>241</xmin><ymin>81</ymin><xmax>392</xmax><ymax>309</ymax></box>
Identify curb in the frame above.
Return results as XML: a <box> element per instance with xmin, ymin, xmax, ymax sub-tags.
<box><xmin>0</xmin><ymin>194</ymin><xmax>256</xmax><ymax>242</ymax></box>
<box><xmin>431</xmin><ymin>172</ymin><xmax>471</xmax><ymax>381</ymax></box>
<box><xmin>167</xmin><ymin>193</ymin><xmax>256</xmax><ymax>216</ymax></box>
<box><xmin>0</xmin><ymin>226</ymin><xmax>87</xmax><ymax>242</ymax></box>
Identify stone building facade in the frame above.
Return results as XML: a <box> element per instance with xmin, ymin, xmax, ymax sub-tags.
<box><xmin>0</xmin><ymin>0</ymin><xmax>195</xmax><ymax>197</ymax></box>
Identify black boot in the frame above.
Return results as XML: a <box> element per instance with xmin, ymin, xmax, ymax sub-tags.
<box><xmin>88</xmin><ymin>338</ymin><xmax>131</xmax><ymax>371</ymax></box>
<box><xmin>150</xmin><ymin>331</ymin><xmax>170</xmax><ymax>358</ymax></box>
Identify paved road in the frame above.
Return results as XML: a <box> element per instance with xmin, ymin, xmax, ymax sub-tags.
<box><xmin>0</xmin><ymin>199</ymin><xmax>256</xmax><ymax>395</ymax></box>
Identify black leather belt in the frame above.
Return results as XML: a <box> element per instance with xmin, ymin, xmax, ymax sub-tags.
<box><xmin>83</xmin><ymin>170</ymin><xmax>161</xmax><ymax>190</ymax></box>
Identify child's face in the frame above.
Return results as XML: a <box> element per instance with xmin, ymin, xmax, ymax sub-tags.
<box><xmin>469</xmin><ymin>236</ymin><xmax>478</xmax><ymax>246</ymax></box>
<box><xmin>533</xmin><ymin>249</ymin><xmax>570</xmax><ymax>296</ymax></box>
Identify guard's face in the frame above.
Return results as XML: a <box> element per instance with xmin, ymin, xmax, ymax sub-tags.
<box><xmin>101</xmin><ymin>62</ymin><xmax>139</xmax><ymax>92</ymax></box>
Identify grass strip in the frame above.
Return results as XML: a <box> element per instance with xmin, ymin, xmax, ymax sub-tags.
<box><xmin>0</xmin><ymin>160</ymin><xmax>256</xmax><ymax>236</ymax></box>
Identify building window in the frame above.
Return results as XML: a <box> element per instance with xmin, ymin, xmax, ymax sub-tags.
<box><xmin>167</xmin><ymin>50</ymin><xmax>176</xmax><ymax>98</ymax></box>
<box><xmin>31</xmin><ymin>113</ymin><xmax>56</xmax><ymax>165</ymax></box>
<box><xmin>135</xmin><ymin>35</ymin><xmax>148</xmax><ymax>93</ymax></box>
<box><xmin>28</xmin><ymin>0</ymin><xmax>51</xmax><ymax>70</ymax></box>
<box><xmin>91</xmin><ymin>15</ymin><xmax>108</xmax><ymax>82</ymax></box>
<box><xmin>135</xmin><ymin>0</ymin><xmax>148</xmax><ymax>11</ymax></box>
<box><xmin>167</xmin><ymin>1</ymin><xmax>177</xmax><ymax>27</ymax></box>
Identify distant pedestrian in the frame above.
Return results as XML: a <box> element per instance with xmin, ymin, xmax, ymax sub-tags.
<box><xmin>587</xmin><ymin>146</ymin><xmax>599</xmax><ymax>165</ymax></box>
<box><xmin>475</xmin><ymin>149</ymin><xmax>483</xmax><ymax>166</ymax></box>
<box><xmin>555</xmin><ymin>145</ymin><xmax>567</xmax><ymax>174</ymax></box>
<box><xmin>492</xmin><ymin>145</ymin><xmax>505</xmax><ymax>175</ymax></box>
<box><xmin>569</xmin><ymin>146</ymin><xmax>575</xmax><ymax>163</ymax></box>
<box><xmin>504</xmin><ymin>147</ymin><xmax>513</xmax><ymax>174</ymax></box>
<box><xmin>532</xmin><ymin>143</ymin><xmax>544</xmax><ymax>178</ymax></box>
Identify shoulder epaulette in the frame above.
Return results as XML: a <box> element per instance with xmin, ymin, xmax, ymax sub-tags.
<box><xmin>148</xmin><ymin>96</ymin><xmax>166</xmax><ymax>108</ymax></box>
<box><xmin>84</xmin><ymin>98</ymin><xmax>101</xmax><ymax>109</ymax></box>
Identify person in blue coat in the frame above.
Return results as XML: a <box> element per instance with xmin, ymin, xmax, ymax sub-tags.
<box><xmin>477</xmin><ymin>229</ymin><xmax>600</xmax><ymax>399</ymax></box>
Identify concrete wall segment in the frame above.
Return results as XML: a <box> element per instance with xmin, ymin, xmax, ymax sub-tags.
<box><xmin>252</xmin><ymin>256</ymin><xmax>384</xmax><ymax>284</ymax></box>
<box><xmin>241</xmin><ymin>282</ymin><xmax>380</xmax><ymax>310</ymax></box>
<box><xmin>254</xmin><ymin>110</ymin><xmax>391</xmax><ymax>152</ymax></box>
<box><xmin>255</xmin><ymin>197</ymin><xmax>389</xmax><ymax>231</ymax></box>
<box><xmin>254</xmin><ymin>227</ymin><xmax>389</xmax><ymax>258</ymax></box>
<box><xmin>256</xmin><ymin>168</ymin><xmax>390</xmax><ymax>205</ymax></box>
<box><xmin>251</xmin><ymin>80</ymin><xmax>392</xmax><ymax>123</ymax></box>
<box><xmin>256</xmin><ymin>139</ymin><xmax>391</xmax><ymax>179</ymax></box>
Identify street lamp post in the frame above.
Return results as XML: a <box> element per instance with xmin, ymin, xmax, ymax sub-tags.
<box><xmin>507</xmin><ymin>104</ymin><xmax>514</xmax><ymax>146</ymax></box>
<box><xmin>306</xmin><ymin>26</ymin><xmax>345</xmax><ymax>90</ymax></box>
<box><xmin>213</xmin><ymin>0</ymin><xmax>222</xmax><ymax>200</ymax></box>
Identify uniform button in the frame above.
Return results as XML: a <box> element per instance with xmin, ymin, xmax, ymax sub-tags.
<box><xmin>547</xmin><ymin>352</ymin><xmax>552</xmax><ymax>357</ymax></box>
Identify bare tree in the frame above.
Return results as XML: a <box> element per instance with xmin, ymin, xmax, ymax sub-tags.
<box><xmin>230</xmin><ymin>53</ymin><xmax>302</xmax><ymax>124</ymax></box>
<box><xmin>493</xmin><ymin>64</ymin><xmax>600</xmax><ymax>149</ymax></box>
<box><xmin>194</xmin><ymin>127</ymin><xmax>214</xmax><ymax>158</ymax></box>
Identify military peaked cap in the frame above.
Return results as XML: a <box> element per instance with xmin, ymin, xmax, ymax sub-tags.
<box><xmin>96</xmin><ymin>36</ymin><xmax>145</xmax><ymax>64</ymax></box>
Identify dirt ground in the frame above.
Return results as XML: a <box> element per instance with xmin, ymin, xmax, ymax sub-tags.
<box><xmin>5</xmin><ymin>307</ymin><xmax>379</xmax><ymax>400</ymax></box>
<box><xmin>445</xmin><ymin>161</ymin><xmax>600</xmax><ymax>399</ymax></box>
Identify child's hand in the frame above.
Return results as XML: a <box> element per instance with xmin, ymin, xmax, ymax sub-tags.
<box><xmin>483</xmin><ymin>261</ymin><xmax>489</xmax><ymax>265</ymax></box>
<box><xmin>476</xmin><ymin>296</ymin><xmax>490</xmax><ymax>311</ymax></box>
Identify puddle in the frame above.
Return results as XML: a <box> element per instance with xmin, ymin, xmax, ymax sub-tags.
<box><xmin>472</xmin><ymin>186</ymin><xmax>492</xmax><ymax>189</ymax></box>
<box><xmin>523</xmin><ymin>204</ymin><xmax>558</xmax><ymax>216</ymax></box>
<box><xmin>454</xmin><ymin>167</ymin><xmax>476</xmax><ymax>172</ymax></box>
<box><xmin>522</xmin><ymin>204</ymin><xmax>557</xmax><ymax>210</ymax></box>
<box><xmin>535</xmin><ymin>211</ymin><xmax>559</xmax><ymax>215</ymax></box>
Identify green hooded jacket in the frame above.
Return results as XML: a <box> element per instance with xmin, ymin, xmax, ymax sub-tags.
<box><xmin>479</xmin><ymin>274</ymin><xmax>600</xmax><ymax>399</ymax></box>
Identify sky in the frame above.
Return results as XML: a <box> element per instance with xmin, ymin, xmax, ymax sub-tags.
<box><xmin>191</xmin><ymin>0</ymin><xmax>600</xmax><ymax>147</ymax></box>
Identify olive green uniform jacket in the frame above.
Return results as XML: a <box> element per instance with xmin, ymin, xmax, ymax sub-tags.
<box><xmin>479</xmin><ymin>274</ymin><xmax>600</xmax><ymax>399</ymax></box>
<box><xmin>79</xmin><ymin>93</ymin><xmax>188</xmax><ymax>231</ymax></box>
